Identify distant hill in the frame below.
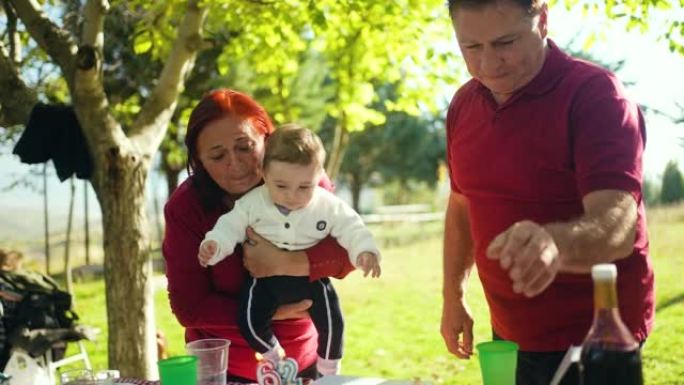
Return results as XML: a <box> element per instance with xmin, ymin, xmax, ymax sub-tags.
<box><xmin>0</xmin><ymin>204</ymin><xmax>74</xmax><ymax>242</ymax></box>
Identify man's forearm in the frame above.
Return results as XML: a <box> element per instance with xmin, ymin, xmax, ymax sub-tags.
<box><xmin>545</xmin><ymin>190</ymin><xmax>638</xmax><ymax>273</ymax></box>
<box><xmin>443</xmin><ymin>193</ymin><xmax>475</xmax><ymax>301</ymax></box>
<box><xmin>443</xmin><ymin>246</ymin><xmax>474</xmax><ymax>301</ymax></box>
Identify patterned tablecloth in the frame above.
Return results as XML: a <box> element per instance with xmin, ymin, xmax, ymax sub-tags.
<box><xmin>113</xmin><ymin>376</ymin><xmax>424</xmax><ymax>385</ymax></box>
<box><xmin>114</xmin><ymin>380</ymin><xmax>251</xmax><ymax>385</ymax></box>
<box><xmin>114</xmin><ymin>379</ymin><xmax>160</xmax><ymax>385</ymax></box>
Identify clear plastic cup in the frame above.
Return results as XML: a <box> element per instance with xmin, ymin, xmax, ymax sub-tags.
<box><xmin>60</xmin><ymin>369</ymin><xmax>94</xmax><ymax>385</ymax></box>
<box><xmin>185</xmin><ymin>339</ymin><xmax>230</xmax><ymax>385</ymax></box>
<box><xmin>94</xmin><ymin>369</ymin><xmax>120</xmax><ymax>385</ymax></box>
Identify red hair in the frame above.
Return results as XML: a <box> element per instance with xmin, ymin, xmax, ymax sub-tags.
<box><xmin>185</xmin><ymin>89</ymin><xmax>274</xmax><ymax>207</ymax></box>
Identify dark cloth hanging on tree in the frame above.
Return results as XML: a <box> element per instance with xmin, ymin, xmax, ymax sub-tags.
<box><xmin>12</xmin><ymin>103</ymin><xmax>93</xmax><ymax>181</ymax></box>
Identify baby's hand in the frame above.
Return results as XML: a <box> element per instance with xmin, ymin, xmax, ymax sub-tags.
<box><xmin>356</xmin><ymin>252</ymin><xmax>381</xmax><ymax>278</ymax></box>
<box><xmin>198</xmin><ymin>240</ymin><xmax>218</xmax><ymax>267</ymax></box>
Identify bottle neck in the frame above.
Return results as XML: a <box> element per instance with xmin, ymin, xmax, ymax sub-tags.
<box><xmin>593</xmin><ymin>279</ymin><xmax>618</xmax><ymax>310</ymax></box>
<box><xmin>586</xmin><ymin>277</ymin><xmax>639</xmax><ymax>351</ymax></box>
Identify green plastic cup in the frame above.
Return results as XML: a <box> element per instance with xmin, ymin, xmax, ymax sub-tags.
<box><xmin>477</xmin><ymin>340</ymin><xmax>519</xmax><ymax>385</ymax></box>
<box><xmin>158</xmin><ymin>355</ymin><xmax>198</xmax><ymax>385</ymax></box>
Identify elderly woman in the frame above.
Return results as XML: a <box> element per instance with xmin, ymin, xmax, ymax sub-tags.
<box><xmin>162</xmin><ymin>89</ymin><xmax>354</xmax><ymax>382</ymax></box>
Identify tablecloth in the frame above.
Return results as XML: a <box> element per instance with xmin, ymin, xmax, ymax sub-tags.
<box><xmin>114</xmin><ymin>379</ymin><xmax>251</xmax><ymax>385</ymax></box>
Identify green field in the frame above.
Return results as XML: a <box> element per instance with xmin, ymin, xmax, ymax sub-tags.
<box><xmin>66</xmin><ymin>205</ymin><xmax>684</xmax><ymax>384</ymax></box>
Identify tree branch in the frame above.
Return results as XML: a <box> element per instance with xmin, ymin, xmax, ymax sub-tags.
<box><xmin>72</xmin><ymin>43</ymin><xmax>127</xmax><ymax>155</ymax></box>
<box><xmin>0</xmin><ymin>42</ymin><xmax>37</xmax><ymax>127</ymax></box>
<box><xmin>9</xmin><ymin>0</ymin><xmax>78</xmax><ymax>84</ymax></box>
<box><xmin>70</xmin><ymin>0</ymin><xmax>130</xmax><ymax>156</ymax></box>
<box><xmin>2</xmin><ymin>0</ymin><xmax>22</xmax><ymax>63</ymax></box>
<box><xmin>130</xmin><ymin>0</ymin><xmax>207</xmax><ymax>154</ymax></box>
<box><xmin>82</xmin><ymin>0</ymin><xmax>109</xmax><ymax>48</ymax></box>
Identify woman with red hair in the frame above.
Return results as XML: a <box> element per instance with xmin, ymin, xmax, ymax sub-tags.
<box><xmin>162</xmin><ymin>89</ymin><xmax>353</xmax><ymax>381</ymax></box>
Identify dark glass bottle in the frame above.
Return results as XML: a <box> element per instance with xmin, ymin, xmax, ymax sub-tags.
<box><xmin>580</xmin><ymin>264</ymin><xmax>643</xmax><ymax>385</ymax></box>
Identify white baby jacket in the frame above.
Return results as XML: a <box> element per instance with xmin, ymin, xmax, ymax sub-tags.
<box><xmin>202</xmin><ymin>185</ymin><xmax>380</xmax><ymax>267</ymax></box>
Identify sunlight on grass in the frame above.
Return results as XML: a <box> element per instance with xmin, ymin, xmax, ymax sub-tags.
<box><xmin>334</xmin><ymin>234</ymin><xmax>488</xmax><ymax>385</ymax></box>
<box><xmin>66</xmin><ymin>205</ymin><xmax>684</xmax><ymax>384</ymax></box>
<box><xmin>640</xmin><ymin>204</ymin><xmax>684</xmax><ymax>385</ymax></box>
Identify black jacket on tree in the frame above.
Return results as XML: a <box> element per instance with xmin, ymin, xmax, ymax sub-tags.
<box><xmin>12</xmin><ymin>103</ymin><xmax>92</xmax><ymax>181</ymax></box>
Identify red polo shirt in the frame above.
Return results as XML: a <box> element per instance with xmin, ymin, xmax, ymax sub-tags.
<box><xmin>446</xmin><ymin>39</ymin><xmax>654</xmax><ymax>351</ymax></box>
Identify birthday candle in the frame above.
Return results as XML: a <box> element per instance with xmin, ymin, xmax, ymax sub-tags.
<box><xmin>276</xmin><ymin>358</ymin><xmax>302</xmax><ymax>385</ymax></box>
<box><xmin>256</xmin><ymin>354</ymin><xmax>282</xmax><ymax>385</ymax></box>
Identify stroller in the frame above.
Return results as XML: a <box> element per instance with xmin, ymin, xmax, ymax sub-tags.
<box><xmin>0</xmin><ymin>269</ymin><xmax>96</xmax><ymax>385</ymax></box>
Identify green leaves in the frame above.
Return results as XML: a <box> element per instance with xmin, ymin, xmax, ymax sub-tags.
<box><xmin>564</xmin><ymin>0</ymin><xmax>684</xmax><ymax>55</ymax></box>
<box><xmin>133</xmin><ymin>31</ymin><xmax>153</xmax><ymax>54</ymax></box>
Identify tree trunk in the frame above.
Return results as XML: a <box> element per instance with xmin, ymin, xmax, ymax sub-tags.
<box><xmin>84</xmin><ymin>179</ymin><xmax>91</xmax><ymax>265</ymax></box>
<box><xmin>398</xmin><ymin>179</ymin><xmax>409</xmax><ymax>205</ymax></box>
<box><xmin>43</xmin><ymin>164</ymin><xmax>51</xmax><ymax>275</ymax></box>
<box><xmin>152</xmin><ymin>173</ymin><xmax>164</xmax><ymax>250</ymax></box>
<box><xmin>1</xmin><ymin>0</ymin><xmax>22</xmax><ymax>63</ymax></box>
<box><xmin>64</xmin><ymin>176</ymin><xmax>76</xmax><ymax>297</ymax></box>
<box><xmin>326</xmin><ymin>121</ymin><xmax>349</xmax><ymax>181</ymax></box>
<box><xmin>91</xmin><ymin>149</ymin><xmax>156</xmax><ymax>378</ymax></box>
<box><xmin>350</xmin><ymin>172</ymin><xmax>363</xmax><ymax>212</ymax></box>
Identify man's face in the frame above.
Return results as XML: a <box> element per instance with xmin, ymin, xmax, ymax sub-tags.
<box><xmin>452</xmin><ymin>1</ymin><xmax>548</xmax><ymax>102</ymax></box>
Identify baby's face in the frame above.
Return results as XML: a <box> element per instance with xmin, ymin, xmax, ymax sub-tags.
<box><xmin>263</xmin><ymin>161</ymin><xmax>321</xmax><ymax>211</ymax></box>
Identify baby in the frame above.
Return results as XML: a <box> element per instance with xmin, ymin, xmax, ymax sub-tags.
<box><xmin>198</xmin><ymin>124</ymin><xmax>381</xmax><ymax>376</ymax></box>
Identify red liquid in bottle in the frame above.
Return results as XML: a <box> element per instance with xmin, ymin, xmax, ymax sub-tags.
<box><xmin>580</xmin><ymin>264</ymin><xmax>643</xmax><ymax>385</ymax></box>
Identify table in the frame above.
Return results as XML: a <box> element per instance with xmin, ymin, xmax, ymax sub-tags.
<box><xmin>314</xmin><ymin>375</ymin><xmax>428</xmax><ymax>385</ymax></box>
<box><xmin>113</xmin><ymin>375</ymin><xmax>428</xmax><ymax>385</ymax></box>
<box><xmin>115</xmin><ymin>379</ymin><xmax>256</xmax><ymax>385</ymax></box>
<box><xmin>114</xmin><ymin>379</ymin><xmax>159</xmax><ymax>385</ymax></box>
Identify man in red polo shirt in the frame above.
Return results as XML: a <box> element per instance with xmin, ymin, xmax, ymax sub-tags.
<box><xmin>440</xmin><ymin>1</ymin><xmax>654</xmax><ymax>384</ymax></box>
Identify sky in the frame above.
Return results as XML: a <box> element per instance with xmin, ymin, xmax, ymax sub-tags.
<box><xmin>1</xmin><ymin>4</ymin><xmax>683</xmax><ymax>237</ymax></box>
<box><xmin>547</xmin><ymin>5</ymin><xmax>684</xmax><ymax>181</ymax></box>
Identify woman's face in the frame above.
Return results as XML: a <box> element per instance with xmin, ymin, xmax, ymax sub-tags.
<box><xmin>196</xmin><ymin>115</ymin><xmax>266</xmax><ymax>196</ymax></box>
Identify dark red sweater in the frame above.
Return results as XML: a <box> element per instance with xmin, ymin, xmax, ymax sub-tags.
<box><xmin>162</xmin><ymin>177</ymin><xmax>354</xmax><ymax>379</ymax></box>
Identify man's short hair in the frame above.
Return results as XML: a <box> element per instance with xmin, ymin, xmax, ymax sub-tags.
<box><xmin>448</xmin><ymin>0</ymin><xmax>544</xmax><ymax>16</ymax></box>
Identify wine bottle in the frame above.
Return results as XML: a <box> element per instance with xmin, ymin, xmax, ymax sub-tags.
<box><xmin>580</xmin><ymin>264</ymin><xmax>643</xmax><ymax>385</ymax></box>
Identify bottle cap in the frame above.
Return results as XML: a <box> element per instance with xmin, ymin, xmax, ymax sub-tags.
<box><xmin>591</xmin><ymin>263</ymin><xmax>617</xmax><ymax>281</ymax></box>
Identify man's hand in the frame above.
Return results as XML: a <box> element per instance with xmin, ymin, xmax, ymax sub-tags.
<box><xmin>198</xmin><ymin>240</ymin><xmax>218</xmax><ymax>267</ymax></box>
<box><xmin>356</xmin><ymin>252</ymin><xmax>381</xmax><ymax>278</ymax></box>
<box><xmin>272</xmin><ymin>299</ymin><xmax>312</xmax><ymax>320</ymax></box>
<box><xmin>440</xmin><ymin>298</ymin><xmax>474</xmax><ymax>359</ymax></box>
<box><xmin>486</xmin><ymin>220</ymin><xmax>560</xmax><ymax>297</ymax></box>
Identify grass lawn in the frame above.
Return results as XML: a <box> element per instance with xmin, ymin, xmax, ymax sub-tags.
<box><xmin>66</xmin><ymin>204</ymin><xmax>684</xmax><ymax>384</ymax></box>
